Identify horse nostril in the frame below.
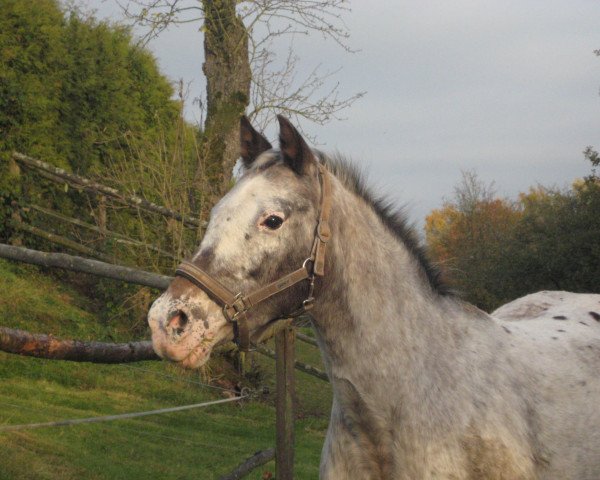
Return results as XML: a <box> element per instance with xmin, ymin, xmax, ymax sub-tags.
<box><xmin>167</xmin><ymin>310</ymin><xmax>189</xmax><ymax>336</ymax></box>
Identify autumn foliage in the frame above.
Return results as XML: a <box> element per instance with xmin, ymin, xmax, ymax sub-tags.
<box><xmin>425</xmin><ymin>170</ymin><xmax>600</xmax><ymax>311</ymax></box>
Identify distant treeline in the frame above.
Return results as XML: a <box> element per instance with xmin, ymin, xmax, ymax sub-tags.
<box><xmin>425</xmin><ymin>166</ymin><xmax>600</xmax><ymax>312</ymax></box>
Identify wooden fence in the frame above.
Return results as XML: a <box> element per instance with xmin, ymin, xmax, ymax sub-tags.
<box><xmin>12</xmin><ymin>152</ymin><xmax>203</xmax><ymax>228</ymax></box>
<box><xmin>9</xmin><ymin>152</ymin><xmax>203</xmax><ymax>268</ymax></box>
<box><xmin>1</xmin><ymin>152</ymin><xmax>329</xmax><ymax>479</ymax></box>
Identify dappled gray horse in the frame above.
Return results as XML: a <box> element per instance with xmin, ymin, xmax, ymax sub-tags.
<box><xmin>148</xmin><ymin>116</ymin><xmax>600</xmax><ymax>479</ymax></box>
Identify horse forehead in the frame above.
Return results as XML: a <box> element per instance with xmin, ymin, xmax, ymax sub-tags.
<box><xmin>217</xmin><ymin>175</ymin><xmax>272</xmax><ymax>215</ymax></box>
<box><xmin>198</xmin><ymin>175</ymin><xmax>276</xmax><ymax>253</ymax></box>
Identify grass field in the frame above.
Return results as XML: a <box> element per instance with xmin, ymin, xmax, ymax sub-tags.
<box><xmin>0</xmin><ymin>260</ymin><xmax>332</xmax><ymax>479</ymax></box>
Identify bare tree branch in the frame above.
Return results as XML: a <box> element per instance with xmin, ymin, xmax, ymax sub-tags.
<box><xmin>248</xmin><ymin>44</ymin><xmax>365</xmax><ymax>140</ymax></box>
<box><xmin>118</xmin><ymin>0</ymin><xmax>204</xmax><ymax>44</ymax></box>
<box><xmin>118</xmin><ymin>0</ymin><xmax>364</xmax><ymax>135</ymax></box>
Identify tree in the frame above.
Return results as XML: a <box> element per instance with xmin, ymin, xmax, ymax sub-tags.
<box><xmin>425</xmin><ymin>164</ymin><xmax>600</xmax><ymax>311</ymax></box>
<box><xmin>0</xmin><ymin>0</ymin><xmax>201</xmax><ymax>326</ymax></box>
<box><xmin>583</xmin><ymin>48</ymin><xmax>600</xmax><ymax>182</ymax></box>
<box><xmin>509</xmin><ymin>181</ymin><xmax>600</xmax><ymax>296</ymax></box>
<box><xmin>583</xmin><ymin>145</ymin><xmax>599</xmax><ymax>180</ymax></box>
<box><xmin>196</xmin><ymin>0</ymin><xmax>252</xmax><ymax>215</ymax></box>
<box><xmin>60</xmin><ymin>13</ymin><xmax>180</xmax><ymax>175</ymax></box>
<box><xmin>425</xmin><ymin>171</ymin><xmax>521</xmax><ymax>310</ymax></box>
<box><xmin>0</xmin><ymin>0</ymin><xmax>69</xmax><ymax>168</ymax></box>
<box><xmin>0</xmin><ymin>0</ymin><xmax>184</xmax><ymax>180</ymax></box>
<box><xmin>120</xmin><ymin>0</ymin><xmax>363</xmax><ymax>216</ymax></box>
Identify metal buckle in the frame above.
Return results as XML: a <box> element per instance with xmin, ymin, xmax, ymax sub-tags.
<box><xmin>302</xmin><ymin>271</ymin><xmax>316</xmax><ymax>311</ymax></box>
<box><xmin>317</xmin><ymin>220</ymin><xmax>331</xmax><ymax>243</ymax></box>
<box><xmin>223</xmin><ymin>293</ymin><xmax>248</xmax><ymax>323</ymax></box>
<box><xmin>302</xmin><ymin>257</ymin><xmax>313</xmax><ymax>271</ymax></box>
<box><xmin>302</xmin><ymin>297</ymin><xmax>315</xmax><ymax>311</ymax></box>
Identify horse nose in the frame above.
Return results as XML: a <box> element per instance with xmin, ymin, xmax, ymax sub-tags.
<box><xmin>166</xmin><ymin>310</ymin><xmax>189</xmax><ymax>337</ymax></box>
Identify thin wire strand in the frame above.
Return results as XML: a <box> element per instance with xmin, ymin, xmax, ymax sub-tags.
<box><xmin>0</xmin><ymin>399</ymin><xmax>249</xmax><ymax>452</ymax></box>
<box><xmin>0</xmin><ymin>402</ymin><xmax>26</xmax><ymax>410</ymax></box>
<box><xmin>0</xmin><ymin>395</ymin><xmax>247</xmax><ymax>432</ymax></box>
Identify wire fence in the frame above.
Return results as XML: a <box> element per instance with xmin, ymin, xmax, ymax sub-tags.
<box><xmin>1</xmin><ymin>152</ymin><xmax>331</xmax><ymax>479</ymax></box>
<box><xmin>0</xmin><ymin>359</ymin><xmax>254</xmax><ymax>446</ymax></box>
<box><xmin>0</xmin><ymin>358</ymin><xmax>271</xmax><ymax>478</ymax></box>
<box><xmin>0</xmin><ymin>248</ymin><xmax>328</xmax><ymax>478</ymax></box>
<box><xmin>0</xmin><ymin>395</ymin><xmax>247</xmax><ymax>432</ymax></box>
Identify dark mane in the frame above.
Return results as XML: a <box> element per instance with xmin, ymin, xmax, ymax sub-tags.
<box><xmin>316</xmin><ymin>152</ymin><xmax>453</xmax><ymax>296</ymax></box>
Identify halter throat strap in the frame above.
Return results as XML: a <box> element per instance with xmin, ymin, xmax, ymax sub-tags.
<box><xmin>174</xmin><ymin>163</ymin><xmax>332</xmax><ymax>351</ymax></box>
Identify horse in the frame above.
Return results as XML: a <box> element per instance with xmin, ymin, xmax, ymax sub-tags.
<box><xmin>148</xmin><ymin>116</ymin><xmax>600</xmax><ymax>479</ymax></box>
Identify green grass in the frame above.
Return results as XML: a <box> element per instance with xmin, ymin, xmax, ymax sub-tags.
<box><xmin>0</xmin><ymin>260</ymin><xmax>332</xmax><ymax>479</ymax></box>
<box><xmin>0</xmin><ymin>260</ymin><xmax>100</xmax><ymax>339</ymax></box>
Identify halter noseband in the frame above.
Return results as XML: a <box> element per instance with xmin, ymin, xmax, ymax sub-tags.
<box><xmin>174</xmin><ymin>163</ymin><xmax>332</xmax><ymax>351</ymax></box>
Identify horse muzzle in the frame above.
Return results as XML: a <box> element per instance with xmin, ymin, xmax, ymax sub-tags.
<box><xmin>147</xmin><ymin>289</ymin><xmax>227</xmax><ymax>368</ymax></box>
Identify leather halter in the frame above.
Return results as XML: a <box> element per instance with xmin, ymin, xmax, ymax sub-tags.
<box><xmin>175</xmin><ymin>163</ymin><xmax>332</xmax><ymax>351</ymax></box>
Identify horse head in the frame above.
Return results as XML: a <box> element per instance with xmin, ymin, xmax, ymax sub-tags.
<box><xmin>148</xmin><ymin>116</ymin><xmax>328</xmax><ymax>368</ymax></box>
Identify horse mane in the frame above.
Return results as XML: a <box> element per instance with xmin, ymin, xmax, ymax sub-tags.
<box><xmin>316</xmin><ymin>152</ymin><xmax>453</xmax><ymax>296</ymax></box>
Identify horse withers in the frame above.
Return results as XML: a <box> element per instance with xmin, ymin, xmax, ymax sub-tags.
<box><xmin>148</xmin><ymin>116</ymin><xmax>600</xmax><ymax>479</ymax></box>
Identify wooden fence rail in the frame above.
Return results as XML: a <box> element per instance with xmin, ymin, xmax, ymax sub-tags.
<box><xmin>12</xmin><ymin>222</ymin><xmax>114</xmax><ymax>263</ymax></box>
<box><xmin>0</xmin><ymin>326</ymin><xmax>158</xmax><ymax>363</ymax></box>
<box><xmin>255</xmin><ymin>344</ymin><xmax>329</xmax><ymax>382</ymax></box>
<box><xmin>12</xmin><ymin>152</ymin><xmax>204</xmax><ymax>229</ymax></box>
<box><xmin>0</xmin><ymin>244</ymin><xmax>327</xmax><ymax>378</ymax></box>
<box><xmin>218</xmin><ymin>449</ymin><xmax>275</xmax><ymax>480</ymax></box>
<box><xmin>0</xmin><ymin>243</ymin><xmax>171</xmax><ymax>290</ymax></box>
<box><xmin>1</xmin><ymin>242</ymin><xmax>330</xmax><ymax>479</ymax></box>
<box><xmin>26</xmin><ymin>204</ymin><xmax>177</xmax><ymax>259</ymax></box>
<box><xmin>295</xmin><ymin>332</ymin><xmax>318</xmax><ymax>347</ymax></box>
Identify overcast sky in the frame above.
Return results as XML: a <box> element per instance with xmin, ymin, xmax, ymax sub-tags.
<box><xmin>88</xmin><ymin>0</ymin><xmax>600</xmax><ymax>230</ymax></box>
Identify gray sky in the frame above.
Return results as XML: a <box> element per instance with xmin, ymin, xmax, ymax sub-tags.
<box><xmin>88</xmin><ymin>0</ymin><xmax>600</xmax><ymax>230</ymax></box>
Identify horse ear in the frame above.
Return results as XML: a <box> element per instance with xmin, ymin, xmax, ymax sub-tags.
<box><xmin>277</xmin><ymin>115</ymin><xmax>314</xmax><ymax>175</ymax></box>
<box><xmin>240</xmin><ymin>116</ymin><xmax>272</xmax><ymax>168</ymax></box>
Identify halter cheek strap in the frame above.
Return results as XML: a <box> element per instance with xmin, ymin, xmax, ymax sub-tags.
<box><xmin>174</xmin><ymin>163</ymin><xmax>332</xmax><ymax>351</ymax></box>
<box><xmin>312</xmin><ymin>163</ymin><xmax>332</xmax><ymax>276</ymax></box>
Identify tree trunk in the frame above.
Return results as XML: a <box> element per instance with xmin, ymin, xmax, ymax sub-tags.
<box><xmin>198</xmin><ymin>0</ymin><xmax>251</xmax><ymax>219</ymax></box>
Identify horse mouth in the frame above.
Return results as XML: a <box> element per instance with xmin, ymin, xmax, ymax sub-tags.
<box><xmin>150</xmin><ymin>329</ymin><xmax>215</xmax><ymax>369</ymax></box>
<box><xmin>177</xmin><ymin>342</ymin><xmax>212</xmax><ymax>369</ymax></box>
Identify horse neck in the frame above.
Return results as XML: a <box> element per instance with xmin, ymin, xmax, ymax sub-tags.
<box><xmin>310</xmin><ymin>177</ymin><xmax>492</xmax><ymax>400</ymax></box>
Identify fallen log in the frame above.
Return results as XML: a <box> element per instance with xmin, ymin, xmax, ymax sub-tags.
<box><xmin>0</xmin><ymin>326</ymin><xmax>159</xmax><ymax>363</ymax></box>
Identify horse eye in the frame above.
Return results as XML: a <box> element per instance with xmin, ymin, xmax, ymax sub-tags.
<box><xmin>262</xmin><ymin>215</ymin><xmax>284</xmax><ymax>230</ymax></box>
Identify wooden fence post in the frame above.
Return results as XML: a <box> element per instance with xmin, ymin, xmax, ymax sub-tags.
<box><xmin>275</xmin><ymin>327</ymin><xmax>295</xmax><ymax>480</ymax></box>
<box><xmin>97</xmin><ymin>195</ymin><xmax>107</xmax><ymax>237</ymax></box>
<box><xmin>8</xmin><ymin>157</ymin><xmax>23</xmax><ymax>246</ymax></box>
